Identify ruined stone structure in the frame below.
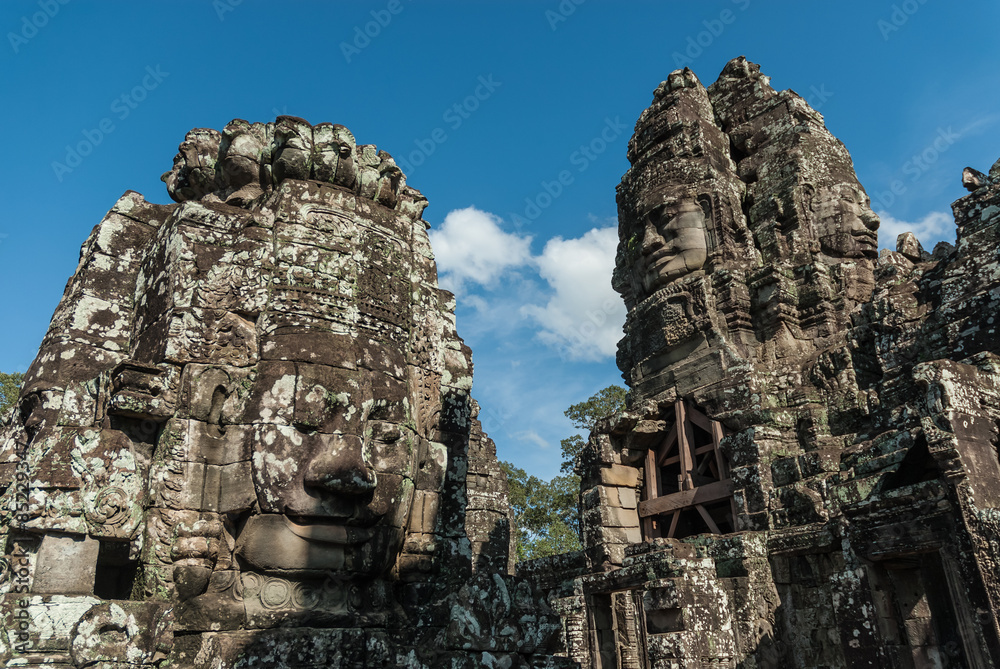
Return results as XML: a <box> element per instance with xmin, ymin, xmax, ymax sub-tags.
<box><xmin>0</xmin><ymin>117</ymin><xmax>567</xmax><ymax>667</ymax></box>
<box><xmin>524</xmin><ymin>57</ymin><xmax>1000</xmax><ymax>668</ymax></box>
<box><xmin>3</xmin><ymin>58</ymin><xmax>1000</xmax><ymax>669</ymax></box>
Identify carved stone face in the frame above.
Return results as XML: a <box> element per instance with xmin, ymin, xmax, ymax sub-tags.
<box><xmin>236</xmin><ymin>365</ymin><xmax>418</xmax><ymax>577</ymax></box>
<box><xmin>6</xmin><ymin>118</ymin><xmax>503</xmax><ymax>662</ymax></box>
<box><xmin>312</xmin><ymin>123</ymin><xmax>357</xmax><ymax>188</ymax></box>
<box><xmin>160</xmin><ymin>129</ymin><xmax>222</xmax><ymax>203</ymax></box>
<box><xmin>636</xmin><ymin>199</ymin><xmax>708</xmax><ymax>295</ymax></box>
<box><xmin>809</xmin><ymin>185</ymin><xmax>879</xmax><ymax>258</ymax></box>
<box><xmin>271</xmin><ymin>116</ymin><xmax>314</xmax><ymax>183</ymax></box>
<box><xmin>219</xmin><ymin>119</ymin><xmax>266</xmax><ymax>192</ymax></box>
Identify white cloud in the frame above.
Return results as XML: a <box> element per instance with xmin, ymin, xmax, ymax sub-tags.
<box><xmin>428</xmin><ymin>207</ymin><xmax>532</xmax><ymax>294</ymax></box>
<box><xmin>957</xmin><ymin>114</ymin><xmax>1000</xmax><ymax>138</ymax></box>
<box><xmin>876</xmin><ymin>210</ymin><xmax>955</xmax><ymax>252</ymax></box>
<box><xmin>513</xmin><ymin>430</ymin><xmax>550</xmax><ymax>450</ymax></box>
<box><xmin>428</xmin><ymin>207</ymin><xmax>624</xmax><ymax>363</ymax></box>
<box><xmin>521</xmin><ymin>226</ymin><xmax>625</xmax><ymax>362</ymax></box>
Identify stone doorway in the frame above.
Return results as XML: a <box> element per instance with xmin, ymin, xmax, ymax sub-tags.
<box><xmin>868</xmin><ymin>552</ymin><xmax>968</xmax><ymax>668</ymax></box>
<box><xmin>590</xmin><ymin>591</ymin><xmax>648</xmax><ymax>669</ymax></box>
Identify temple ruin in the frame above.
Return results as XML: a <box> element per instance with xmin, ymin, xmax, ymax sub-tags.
<box><xmin>2</xmin><ymin>57</ymin><xmax>1000</xmax><ymax>668</ymax></box>
<box><xmin>524</xmin><ymin>57</ymin><xmax>1000</xmax><ymax>669</ymax></box>
<box><xmin>0</xmin><ymin>116</ymin><xmax>566</xmax><ymax>667</ymax></box>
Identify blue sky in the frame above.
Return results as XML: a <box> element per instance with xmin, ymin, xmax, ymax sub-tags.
<box><xmin>1</xmin><ymin>1</ymin><xmax>997</xmax><ymax>480</ymax></box>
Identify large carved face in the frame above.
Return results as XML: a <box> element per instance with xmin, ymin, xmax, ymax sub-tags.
<box><xmin>218</xmin><ymin>119</ymin><xmax>267</xmax><ymax>192</ymax></box>
<box><xmin>160</xmin><ymin>129</ymin><xmax>222</xmax><ymax>203</ymax></box>
<box><xmin>809</xmin><ymin>184</ymin><xmax>879</xmax><ymax>258</ymax></box>
<box><xmin>235</xmin><ymin>363</ymin><xmax>418</xmax><ymax>578</ymax></box>
<box><xmin>635</xmin><ymin>198</ymin><xmax>708</xmax><ymax>295</ymax></box>
<box><xmin>271</xmin><ymin>116</ymin><xmax>314</xmax><ymax>183</ymax></box>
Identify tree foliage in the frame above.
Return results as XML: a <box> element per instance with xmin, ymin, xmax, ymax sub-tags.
<box><xmin>560</xmin><ymin>384</ymin><xmax>628</xmax><ymax>474</ymax></box>
<box><xmin>502</xmin><ymin>384</ymin><xmax>627</xmax><ymax>562</ymax></box>
<box><xmin>564</xmin><ymin>384</ymin><xmax>628</xmax><ymax>433</ymax></box>
<box><xmin>1</xmin><ymin>371</ymin><xmax>24</xmax><ymax>414</ymax></box>
<box><xmin>502</xmin><ymin>461</ymin><xmax>581</xmax><ymax>561</ymax></box>
<box><xmin>559</xmin><ymin>435</ymin><xmax>586</xmax><ymax>475</ymax></box>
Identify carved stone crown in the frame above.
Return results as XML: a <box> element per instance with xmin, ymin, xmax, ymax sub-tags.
<box><xmin>161</xmin><ymin>115</ymin><xmax>428</xmax><ymax>221</ymax></box>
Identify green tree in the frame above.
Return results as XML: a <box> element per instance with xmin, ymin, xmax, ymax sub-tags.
<box><xmin>560</xmin><ymin>384</ymin><xmax>628</xmax><ymax>473</ymax></box>
<box><xmin>502</xmin><ymin>461</ymin><xmax>581</xmax><ymax>561</ymax></box>
<box><xmin>502</xmin><ymin>384</ymin><xmax>627</xmax><ymax>562</ymax></box>
<box><xmin>1</xmin><ymin>371</ymin><xmax>24</xmax><ymax>414</ymax></box>
<box><xmin>564</xmin><ymin>385</ymin><xmax>628</xmax><ymax>434</ymax></box>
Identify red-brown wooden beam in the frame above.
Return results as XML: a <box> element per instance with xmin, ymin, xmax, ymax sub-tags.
<box><xmin>638</xmin><ymin>479</ymin><xmax>734</xmax><ymax>517</ymax></box>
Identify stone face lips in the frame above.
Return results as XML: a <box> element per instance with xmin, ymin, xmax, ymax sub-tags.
<box><xmin>0</xmin><ymin>119</ymin><xmax>564</xmax><ymax>668</ymax></box>
<box><xmin>529</xmin><ymin>58</ymin><xmax>1000</xmax><ymax>669</ymax></box>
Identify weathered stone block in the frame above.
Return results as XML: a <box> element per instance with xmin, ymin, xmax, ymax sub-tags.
<box><xmin>618</xmin><ymin>487</ymin><xmax>638</xmax><ymax>509</ymax></box>
<box><xmin>599</xmin><ymin>464</ymin><xmax>639</xmax><ymax>487</ymax></box>
<box><xmin>32</xmin><ymin>534</ymin><xmax>99</xmax><ymax>595</ymax></box>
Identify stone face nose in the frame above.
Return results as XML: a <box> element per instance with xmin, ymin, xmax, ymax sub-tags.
<box><xmin>303</xmin><ymin>434</ymin><xmax>377</xmax><ymax>496</ymax></box>
<box><xmin>641</xmin><ymin>223</ymin><xmax>664</xmax><ymax>256</ymax></box>
<box><xmin>861</xmin><ymin>208</ymin><xmax>880</xmax><ymax>231</ymax></box>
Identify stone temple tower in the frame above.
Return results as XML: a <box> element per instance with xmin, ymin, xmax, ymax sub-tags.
<box><xmin>524</xmin><ymin>58</ymin><xmax>1000</xmax><ymax>669</ymax></box>
<box><xmin>0</xmin><ymin>116</ymin><xmax>569</xmax><ymax>668</ymax></box>
<box><xmin>2</xmin><ymin>60</ymin><xmax>1000</xmax><ymax>669</ymax></box>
